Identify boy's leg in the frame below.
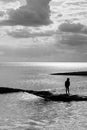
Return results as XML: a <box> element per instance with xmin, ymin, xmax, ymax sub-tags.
<box><xmin>66</xmin><ymin>88</ymin><xmax>67</xmax><ymax>94</ymax></box>
<box><xmin>68</xmin><ymin>87</ymin><xmax>69</xmax><ymax>95</ymax></box>
<box><xmin>66</xmin><ymin>88</ymin><xmax>68</xmax><ymax>94</ymax></box>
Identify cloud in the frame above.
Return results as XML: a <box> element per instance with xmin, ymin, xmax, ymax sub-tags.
<box><xmin>0</xmin><ymin>11</ymin><xmax>5</xmax><ymax>17</ymax></box>
<box><xmin>7</xmin><ymin>29</ymin><xmax>33</xmax><ymax>38</ymax></box>
<box><xmin>0</xmin><ymin>0</ymin><xmax>51</xmax><ymax>26</ymax></box>
<box><xmin>1</xmin><ymin>0</ymin><xmax>26</xmax><ymax>4</ymax></box>
<box><xmin>59</xmin><ymin>22</ymin><xmax>87</xmax><ymax>34</ymax></box>
<box><xmin>0</xmin><ymin>0</ymin><xmax>16</xmax><ymax>2</ymax></box>
<box><xmin>58</xmin><ymin>33</ymin><xmax>87</xmax><ymax>47</ymax></box>
<box><xmin>7</xmin><ymin>28</ymin><xmax>54</xmax><ymax>38</ymax></box>
<box><xmin>57</xmin><ymin>22</ymin><xmax>87</xmax><ymax>47</ymax></box>
<box><xmin>59</xmin><ymin>22</ymin><xmax>84</xmax><ymax>33</ymax></box>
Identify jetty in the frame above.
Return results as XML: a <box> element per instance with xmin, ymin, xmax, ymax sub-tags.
<box><xmin>51</xmin><ymin>71</ymin><xmax>87</xmax><ymax>76</ymax></box>
<box><xmin>0</xmin><ymin>87</ymin><xmax>87</xmax><ymax>102</ymax></box>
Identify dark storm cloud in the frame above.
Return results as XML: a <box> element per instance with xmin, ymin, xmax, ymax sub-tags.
<box><xmin>59</xmin><ymin>22</ymin><xmax>87</xmax><ymax>34</ymax></box>
<box><xmin>0</xmin><ymin>0</ymin><xmax>51</xmax><ymax>26</ymax></box>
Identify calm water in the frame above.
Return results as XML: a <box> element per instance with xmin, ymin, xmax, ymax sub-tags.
<box><xmin>0</xmin><ymin>62</ymin><xmax>87</xmax><ymax>130</ymax></box>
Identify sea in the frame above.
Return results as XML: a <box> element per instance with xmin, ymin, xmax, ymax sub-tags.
<box><xmin>0</xmin><ymin>62</ymin><xmax>87</xmax><ymax>130</ymax></box>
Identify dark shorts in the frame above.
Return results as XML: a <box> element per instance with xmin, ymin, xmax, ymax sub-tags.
<box><xmin>65</xmin><ymin>86</ymin><xmax>69</xmax><ymax>89</ymax></box>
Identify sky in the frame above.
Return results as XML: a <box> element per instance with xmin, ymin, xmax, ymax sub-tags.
<box><xmin>0</xmin><ymin>0</ymin><xmax>87</xmax><ymax>62</ymax></box>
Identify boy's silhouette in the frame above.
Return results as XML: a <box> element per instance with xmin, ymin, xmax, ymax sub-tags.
<box><xmin>65</xmin><ymin>78</ymin><xmax>70</xmax><ymax>95</ymax></box>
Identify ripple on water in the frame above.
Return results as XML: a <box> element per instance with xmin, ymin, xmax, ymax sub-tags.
<box><xmin>0</xmin><ymin>93</ymin><xmax>87</xmax><ymax>130</ymax></box>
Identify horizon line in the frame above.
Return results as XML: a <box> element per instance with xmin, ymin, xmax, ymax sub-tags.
<box><xmin>1</xmin><ymin>62</ymin><xmax>87</xmax><ymax>67</ymax></box>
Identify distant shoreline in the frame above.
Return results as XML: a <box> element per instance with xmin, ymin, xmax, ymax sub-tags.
<box><xmin>51</xmin><ymin>71</ymin><xmax>87</xmax><ymax>76</ymax></box>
